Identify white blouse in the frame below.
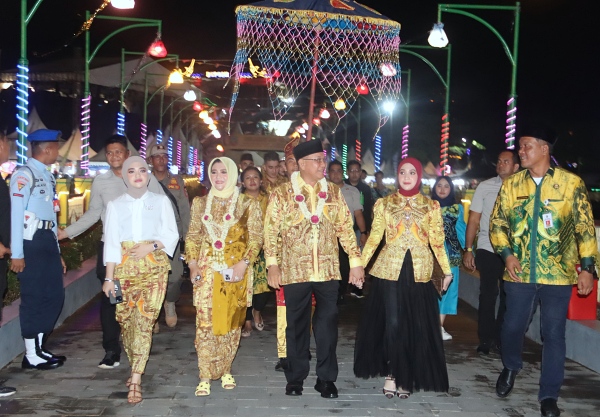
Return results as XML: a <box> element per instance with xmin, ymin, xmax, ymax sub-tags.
<box><xmin>103</xmin><ymin>191</ymin><xmax>179</xmax><ymax>265</ymax></box>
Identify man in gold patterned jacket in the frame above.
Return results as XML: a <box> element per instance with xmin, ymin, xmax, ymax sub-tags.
<box><xmin>490</xmin><ymin>126</ymin><xmax>599</xmax><ymax>417</ymax></box>
<box><xmin>264</xmin><ymin>139</ymin><xmax>364</xmax><ymax>398</ymax></box>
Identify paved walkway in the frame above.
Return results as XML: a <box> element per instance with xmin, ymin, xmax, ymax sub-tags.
<box><xmin>1</xmin><ymin>280</ymin><xmax>600</xmax><ymax>416</ymax></box>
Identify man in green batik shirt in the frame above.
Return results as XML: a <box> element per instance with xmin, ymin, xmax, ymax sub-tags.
<box><xmin>490</xmin><ymin>125</ymin><xmax>599</xmax><ymax>417</ymax></box>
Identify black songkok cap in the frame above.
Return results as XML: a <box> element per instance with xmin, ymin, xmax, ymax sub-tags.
<box><xmin>518</xmin><ymin>124</ymin><xmax>558</xmax><ymax>146</ymax></box>
<box><xmin>293</xmin><ymin>139</ymin><xmax>323</xmax><ymax>161</ymax></box>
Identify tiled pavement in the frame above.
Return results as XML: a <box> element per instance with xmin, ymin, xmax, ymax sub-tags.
<box><xmin>1</xmin><ymin>281</ymin><xmax>600</xmax><ymax>416</ymax></box>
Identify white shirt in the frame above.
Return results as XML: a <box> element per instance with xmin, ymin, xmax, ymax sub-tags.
<box><xmin>469</xmin><ymin>175</ymin><xmax>502</xmax><ymax>253</ymax></box>
<box><xmin>338</xmin><ymin>183</ymin><xmax>363</xmax><ymax>222</ymax></box>
<box><xmin>103</xmin><ymin>191</ymin><xmax>179</xmax><ymax>265</ymax></box>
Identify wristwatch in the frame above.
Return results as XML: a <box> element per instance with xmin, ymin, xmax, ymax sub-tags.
<box><xmin>243</xmin><ymin>258</ymin><xmax>250</xmax><ymax>266</ymax></box>
<box><xmin>153</xmin><ymin>242</ymin><xmax>159</xmax><ymax>251</ymax></box>
<box><xmin>360</xmin><ymin>230</ymin><xmax>367</xmax><ymax>235</ymax></box>
<box><xmin>466</xmin><ymin>248</ymin><xmax>473</xmax><ymax>252</ymax></box>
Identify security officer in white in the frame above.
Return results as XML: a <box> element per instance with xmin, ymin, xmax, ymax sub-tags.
<box><xmin>10</xmin><ymin>129</ymin><xmax>66</xmax><ymax>370</ymax></box>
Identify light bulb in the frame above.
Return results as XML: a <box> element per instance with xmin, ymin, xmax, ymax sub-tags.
<box><xmin>184</xmin><ymin>90</ymin><xmax>197</xmax><ymax>101</ymax></box>
<box><xmin>334</xmin><ymin>99</ymin><xmax>346</xmax><ymax>111</ymax></box>
<box><xmin>199</xmin><ymin>110</ymin><xmax>209</xmax><ymax>119</ymax></box>
<box><xmin>111</xmin><ymin>0</ymin><xmax>135</xmax><ymax>9</ymax></box>
<box><xmin>148</xmin><ymin>40</ymin><xmax>167</xmax><ymax>58</ymax></box>
<box><xmin>168</xmin><ymin>69</ymin><xmax>184</xmax><ymax>85</ymax></box>
<box><xmin>428</xmin><ymin>23</ymin><xmax>449</xmax><ymax>48</ymax></box>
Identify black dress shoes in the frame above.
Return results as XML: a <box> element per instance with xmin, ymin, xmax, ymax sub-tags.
<box><xmin>285</xmin><ymin>382</ymin><xmax>303</xmax><ymax>396</ymax></box>
<box><xmin>22</xmin><ymin>355</ymin><xmax>63</xmax><ymax>370</ymax></box>
<box><xmin>476</xmin><ymin>343</ymin><xmax>490</xmax><ymax>355</ymax></box>
<box><xmin>314</xmin><ymin>378</ymin><xmax>338</xmax><ymax>398</ymax></box>
<box><xmin>41</xmin><ymin>348</ymin><xmax>66</xmax><ymax>363</ymax></box>
<box><xmin>275</xmin><ymin>358</ymin><xmax>288</xmax><ymax>372</ymax></box>
<box><xmin>496</xmin><ymin>367</ymin><xmax>518</xmax><ymax>398</ymax></box>
<box><xmin>541</xmin><ymin>398</ymin><xmax>561</xmax><ymax>417</ymax></box>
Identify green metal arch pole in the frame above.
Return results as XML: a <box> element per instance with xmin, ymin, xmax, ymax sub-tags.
<box><xmin>82</xmin><ymin>13</ymin><xmax>162</xmax><ymax>174</ymax></box>
<box><xmin>17</xmin><ymin>0</ymin><xmax>45</xmax><ymax>165</ymax></box>
<box><xmin>400</xmin><ymin>45</ymin><xmax>451</xmax><ymax>171</ymax></box>
<box><xmin>437</xmin><ymin>2</ymin><xmax>520</xmax><ymax>149</ymax></box>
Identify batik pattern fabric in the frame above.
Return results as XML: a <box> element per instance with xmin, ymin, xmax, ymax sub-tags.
<box><xmin>186</xmin><ymin>193</ymin><xmax>262</xmax><ymax>380</ymax></box>
<box><xmin>246</xmin><ymin>192</ymin><xmax>270</xmax><ymax>295</ymax></box>
<box><xmin>115</xmin><ymin>241</ymin><xmax>170</xmax><ymax>374</ymax></box>
<box><xmin>264</xmin><ymin>178</ymin><xmax>361</xmax><ymax>284</ymax></box>
<box><xmin>490</xmin><ymin>167</ymin><xmax>599</xmax><ymax>284</ymax></box>
<box><xmin>362</xmin><ymin>192</ymin><xmax>452</xmax><ymax>281</ymax></box>
<box><xmin>441</xmin><ymin>204</ymin><xmax>466</xmax><ymax>268</ymax></box>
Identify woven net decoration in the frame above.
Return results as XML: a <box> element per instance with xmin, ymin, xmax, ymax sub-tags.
<box><xmin>229</xmin><ymin>0</ymin><xmax>402</xmax><ymax>138</ymax></box>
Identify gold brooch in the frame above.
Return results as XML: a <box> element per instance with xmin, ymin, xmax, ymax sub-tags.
<box><xmin>553</xmin><ymin>184</ymin><xmax>559</xmax><ymax>189</ymax></box>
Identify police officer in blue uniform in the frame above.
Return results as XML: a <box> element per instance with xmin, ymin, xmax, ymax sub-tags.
<box><xmin>10</xmin><ymin>129</ymin><xmax>67</xmax><ymax>370</ymax></box>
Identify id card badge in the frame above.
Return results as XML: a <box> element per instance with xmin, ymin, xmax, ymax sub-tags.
<box><xmin>542</xmin><ymin>212</ymin><xmax>553</xmax><ymax>229</ymax></box>
<box><xmin>222</xmin><ymin>268</ymin><xmax>234</xmax><ymax>282</ymax></box>
<box><xmin>53</xmin><ymin>193</ymin><xmax>60</xmax><ymax>213</ymax></box>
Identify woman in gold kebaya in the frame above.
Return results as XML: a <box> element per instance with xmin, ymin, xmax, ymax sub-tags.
<box><xmin>239</xmin><ymin>166</ymin><xmax>270</xmax><ymax>338</ymax></box>
<box><xmin>102</xmin><ymin>156</ymin><xmax>179</xmax><ymax>404</ymax></box>
<box><xmin>354</xmin><ymin>157</ymin><xmax>453</xmax><ymax>399</ymax></box>
<box><xmin>185</xmin><ymin>157</ymin><xmax>263</xmax><ymax>396</ymax></box>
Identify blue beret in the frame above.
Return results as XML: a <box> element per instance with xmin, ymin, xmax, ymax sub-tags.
<box><xmin>28</xmin><ymin>129</ymin><xmax>61</xmax><ymax>142</ymax></box>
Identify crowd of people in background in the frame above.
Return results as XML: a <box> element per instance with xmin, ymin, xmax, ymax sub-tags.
<box><xmin>1</xmin><ymin>126</ymin><xmax>598</xmax><ymax>417</ymax></box>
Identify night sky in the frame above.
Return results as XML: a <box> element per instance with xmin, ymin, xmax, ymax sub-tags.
<box><xmin>1</xmin><ymin>0</ymin><xmax>598</xmax><ymax>177</ymax></box>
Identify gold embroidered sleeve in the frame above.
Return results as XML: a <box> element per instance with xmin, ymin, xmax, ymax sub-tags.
<box><xmin>243</xmin><ymin>198</ymin><xmax>264</xmax><ymax>264</ymax></box>
<box><xmin>573</xmin><ymin>179</ymin><xmax>600</xmax><ymax>267</ymax></box>
<box><xmin>185</xmin><ymin>196</ymin><xmax>205</xmax><ymax>262</ymax></box>
<box><xmin>429</xmin><ymin>201</ymin><xmax>452</xmax><ymax>275</ymax></box>
<box><xmin>489</xmin><ymin>183</ymin><xmax>513</xmax><ymax>261</ymax></box>
<box><xmin>362</xmin><ymin>198</ymin><xmax>386</xmax><ymax>267</ymax></box>
<box><xmin>264</xmin><ymin>186</ymin><xmax>284</xmax><ymax>267</ymax></box>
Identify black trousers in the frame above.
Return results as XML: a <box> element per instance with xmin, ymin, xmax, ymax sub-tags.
<box><xmin>96</xmin><ymin>241</ymin><xmax>121</xmax><ymax>355</ymax></box>
<box><xmin>284</xmin><ymin>280</ymin><xmax>339</xmax><ymax>384</ymax></box>
<box><xmin>476</xmin><ymin>249</ymin><xmax>506</xmax><ymax>347</ymax></box>
<box><xmin>19</xmin><ymin>230</ymin><xmax>64</xmax><ymax>338</ymax></box>
<box><xmin>338</xmin><ymin>243</ymin><xmax>350</xmax><ymax>296</ymax></box>
<box><xmin>245</xmin><ymin>291</ymin><xmax>271</xmax><ymax>321</ymax></box>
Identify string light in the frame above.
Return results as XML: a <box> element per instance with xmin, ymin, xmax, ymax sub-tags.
<box><xmin>199</xmin><ymin>160</ymin><xmax>205</xmax><ymax>182</ymax></box>
<box><xmin>16</xmin><ymin>64</ymin><xmax>29</xmax><ymax>165</ymax></box>
<box><xmin>117</xmin><ymin>112</ymin><xmax>125</xmax><ymax>136</ymax></box>
<box><xmin>188</xmin><ymin>146</ymin><xmax>194</xmax><ymax>174</ymax></box>
<box><xmin>330</xmin><ymin>146</ymin><xmax>336</xmax><ymax>161</ymax></box>
<box><xmin>440</xmin><ymin>113</ymin><xmax>450</xmax><ymax>170</ymax></box>
<box><xmin>140</xmin><ymin>123</ymin><xmax>148</xmax><ymax>158</ymax></box>
<box><xmin>176</xmin><ymin>140</ymin><xmax>182</xmax><ymax>169</ymax></box>
<box><xmin>374</xmin><ymin>135</ymin><xmax>381</xmax><ymax>172</ymax></box>
<box><xmin>148</xmin><ymin>39</ymin><xmax>167</xmax><ymax>58</ymax></box>
<box><xmin>505</xmin><ymin>97</ymin><xmax>517</xmax><ymax>149</ymax></box>
<box><xmin>193</xmin><ymin>148</ymin><xmax>198</xmax><ymax>167</ymax></box>
<box><xmin>167</xmin><ymin>136</ymin><xmax>173</xmax><ymax>169</ymax></box>
<box><xmin>80</xmin><ymin>95</ymin><xmax>92</xmax><ymax>175</ymax></box>
<box><xmin>342</xmin><ymin>144</ymin><xmax>348</xmax><ymax>178</ymax></box>
<box><xmin>355</xmin><ymin>139</ymin><xmax>362</xmax><ymax>162</ymax></box>
<box><xmin>156</xmin><ymin>129</ymin><xmax>163</xmax><ymax>144</ymax></box>
<box><xmin>402</xmin><ymin>124</ymin><xmax>409</xmax><ymax>159</ymax></box>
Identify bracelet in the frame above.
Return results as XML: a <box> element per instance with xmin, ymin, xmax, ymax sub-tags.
<box><xmin>104</xmin><ymin>278</ymin><xmax>113</xmax><ymax>282</ymax></box>
<box><xmin>360</xmin><ymin>231</ymin><xmax>367</xmax><ymax>235</ymax></box>
<box><xmin>188</xmin><ymin>260</ymin><xmax>198</xmax><ymax>266</ymax></box>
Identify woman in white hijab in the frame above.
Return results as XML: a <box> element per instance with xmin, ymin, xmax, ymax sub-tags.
<box><xmin>185</xmin><ymin>157</ymin><xmax>263</xmax><ymax>396</ymax></box>
<box><xmin>102</xmin><ymin>156</ymin><xmax>178</xmax><ymax>404</ymax></box>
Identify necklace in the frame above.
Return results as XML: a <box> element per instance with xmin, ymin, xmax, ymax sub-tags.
<box><xmin>201</xmin><ymin>187</ymin><xmax>240</xmax><ymax>271</ymax></box>
<box><xmin>290</xmin><ymin>171</ymin><xmax>328</xmax><ymax>226</ymax></box>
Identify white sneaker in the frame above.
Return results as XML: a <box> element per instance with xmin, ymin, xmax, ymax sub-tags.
<box><xmin>441</xmin><ymin>327</ymin><xmax>452</xmax><ymax>341</ymax></box>
<box><xmin>164</xmin><ymin>301</ymin><xmax>177</xmax><ymax>327</ymax></box>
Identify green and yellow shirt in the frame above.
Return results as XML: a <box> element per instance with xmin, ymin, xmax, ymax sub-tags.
<box><xmin>490</xmin><ymin>167</ymin><xmax>599</xmax><ymax>285</ymax></box>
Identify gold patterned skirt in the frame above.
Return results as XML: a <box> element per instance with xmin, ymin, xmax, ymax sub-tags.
<box><xmin>115</xmin><ymin>241</ymin><xmax>170</xmax><ymax>374</ymax></box>
<box><xmin>193</xmin><ymin>268</ymin><xmax>247</xmax><ymax>380</ymax></box>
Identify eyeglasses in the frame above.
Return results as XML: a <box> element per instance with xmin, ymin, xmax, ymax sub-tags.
<box><xmin>303</xmin><ymin>158</ymin><xmax>326</xmax><ymax>164</ymax></box>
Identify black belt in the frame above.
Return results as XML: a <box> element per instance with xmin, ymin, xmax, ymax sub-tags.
<box><xmin>37</xmin><ymin>220</ymin><xmax>55</xmax><ymax>230</ymax></box>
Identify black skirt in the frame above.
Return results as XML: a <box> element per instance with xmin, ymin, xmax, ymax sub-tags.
<box><xmin>354</xmin><ymin>250</ymin><xmax>449</xmax><ymax>393</ymax></box>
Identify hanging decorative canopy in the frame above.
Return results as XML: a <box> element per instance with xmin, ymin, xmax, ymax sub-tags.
<box><xmin>229</xmin><ymin>0</ymin><xmax>402</xmax><ymax>138</ymax></box>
